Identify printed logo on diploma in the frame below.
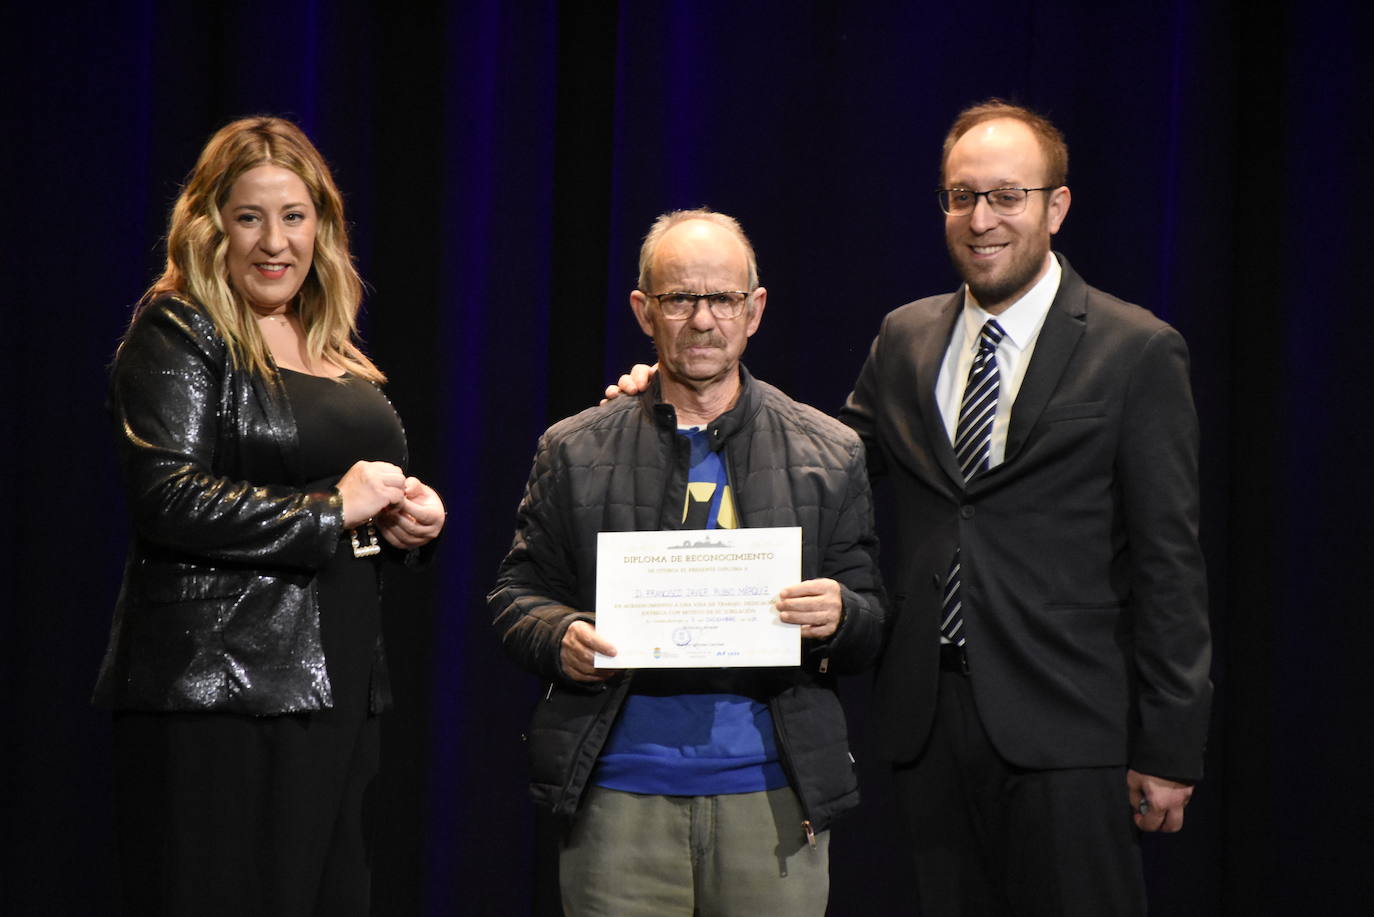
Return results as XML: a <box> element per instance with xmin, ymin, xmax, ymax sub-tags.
<box><xmin>594</xmin><ymin>526</ymin><xmax>802</xmax><ymax>668</ymax></box>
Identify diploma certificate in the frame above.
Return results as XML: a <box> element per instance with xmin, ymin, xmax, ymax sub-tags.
<box><xmin>593</xmin><ymin>526</ymin><xmax>802</xmax><ymax>668</ymax></box>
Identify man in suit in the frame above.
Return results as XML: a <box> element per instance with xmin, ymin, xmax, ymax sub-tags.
<box><xmin>839</xmin><ymin>100</ymin><xmax>1212</xmax><ymax>915</ymax></box>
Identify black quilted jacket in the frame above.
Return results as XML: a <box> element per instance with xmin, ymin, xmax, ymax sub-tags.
<box><xmin>489</xmin><ymin>368</ymin><xmax>887</xmax><ymax>833</ymax></box>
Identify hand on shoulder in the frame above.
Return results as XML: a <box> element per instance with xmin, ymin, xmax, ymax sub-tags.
<box><xmin>599</xmin><ymin>363</ymin><xmax>657</xmax><ymax>405</ymax></box>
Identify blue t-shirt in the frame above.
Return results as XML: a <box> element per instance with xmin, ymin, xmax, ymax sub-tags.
<box><xmin>594</xmin><ymin>427</ymin><xmax>787</xmax><ymax>796</ymax></box>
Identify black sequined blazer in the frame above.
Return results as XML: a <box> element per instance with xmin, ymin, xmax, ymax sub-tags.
<box><xmin>93</xmin><ymin>295</ymin><xmax>391</xmax><ymax>714</ymax></box>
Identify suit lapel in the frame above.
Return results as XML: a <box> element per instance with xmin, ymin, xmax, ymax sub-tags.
<box><xmin>920</xmin><ymin>293</ymin><xmax>966</xmax><ymax>488</ymax></box>
<box><xmin>1003</xmin><ymin>256</ymin><xmax>1087</xmax><ymax>465</ymax></box>
<box><xmin>255</xmin><ymin>367</ymin><xmax>305</xmax><ymax>483</ymax></box>
<box><xmin>872</xmin><ymin>290</ymin><xmax>964</xmax><ymax>495</ymax></box>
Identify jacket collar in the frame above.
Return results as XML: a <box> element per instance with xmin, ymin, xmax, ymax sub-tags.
<box><xmin>255</xmin><ymin>364</ymin><xmax>305</xmax><ymax>482</ymax></box>
<box><xmin>921</xmin><ymin>296</ymin><xmax>966</xmax><ymax>488</ymax></box>
<box><xmin>645</xmin><ymin>364</ymin><xmax>762</xmax><ymax>452</ymax></box>
<box><xmin>1001</xmin><ymin>252</ymin><xmax>1087</xmax><ymax>466</ymax></box>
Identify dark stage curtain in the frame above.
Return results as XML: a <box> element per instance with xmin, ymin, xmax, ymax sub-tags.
<box><xmin>4</xmin><ymin>1</ymin><xmax>1370</xmax><ymax>914</ymax></box>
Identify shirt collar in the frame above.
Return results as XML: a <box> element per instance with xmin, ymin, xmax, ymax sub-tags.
<box><xmin>960</xmin><ymin>252</ymin><xmax>1062</xmax><ymax>352</ymax></box>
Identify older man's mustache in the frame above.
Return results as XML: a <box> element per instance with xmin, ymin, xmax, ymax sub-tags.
<box><xmin>678</xmin><ymin>332</ymin><xmax>727</xmax><ymax>348</ymax></box>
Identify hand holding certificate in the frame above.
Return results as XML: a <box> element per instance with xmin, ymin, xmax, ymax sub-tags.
<box><xmin>593</xmin><ymin>526</ymin><xmax>807</xmax><ymax>668</ymax></box>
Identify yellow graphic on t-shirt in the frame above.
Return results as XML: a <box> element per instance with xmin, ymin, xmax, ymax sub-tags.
<box><xmin>716</xmin><ymin>486</ymin><xmax>737</xmax><ymax>529</ymax></box>
<box><xmin>682</xmin><ymin>482</ymin><xmax>737</xmax><ymax>529</ymax></box>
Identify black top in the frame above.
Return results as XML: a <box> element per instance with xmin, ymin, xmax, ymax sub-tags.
<box><xmin>284</xmin><ymin>369</ymin><xmax>407</xmax><ymax>488</ymax></box>
<box><xmin>281</xmin><ymin>368</ymin><xmax>406</xmax><ymax>717</ymax></box>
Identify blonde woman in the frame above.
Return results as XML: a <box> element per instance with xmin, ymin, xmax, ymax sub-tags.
<box><xmin>95</xmin><ymin>116</ymin><xmax>444</xmax><ymax>916</ymax></box>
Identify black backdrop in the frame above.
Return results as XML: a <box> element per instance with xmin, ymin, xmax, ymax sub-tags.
<box><xmin>4</xmin><ymin>2</ymin><xmax>1371</xmax><ymax>914</ymax></box>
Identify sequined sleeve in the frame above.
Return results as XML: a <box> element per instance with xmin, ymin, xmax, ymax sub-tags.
<box><xmin>108</xmin><ymin>297</ymin><xmax>342</xmax><ymax>569</ymax></box>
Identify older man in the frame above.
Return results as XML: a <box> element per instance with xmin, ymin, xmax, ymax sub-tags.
<box><xmin>841</xmin><ymin>101</ymin><xmax>1212</xmax><ymax>916</ymax></box>
<box><xmin>491</xmin><ymin>209</ymin><xmax>885</xmax><ymax>916</ymax></box>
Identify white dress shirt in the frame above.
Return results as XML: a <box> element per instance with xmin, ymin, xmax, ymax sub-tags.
<box><xmin>935</xmin><ymin>253</ymin><xmax>1062</xmax><ymax>469</ymax></box>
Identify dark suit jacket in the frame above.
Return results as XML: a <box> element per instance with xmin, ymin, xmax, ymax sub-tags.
<box><xmin>840</xmin><ymin>255</ymin><xmax>1211</xmax><ymax>782</ymax></box>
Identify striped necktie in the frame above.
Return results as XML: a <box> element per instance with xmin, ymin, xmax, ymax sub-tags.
<box><xmin>942</xmin><ymin>319</ymin><xmax>1006</xmax><ymax>647</ymax></box>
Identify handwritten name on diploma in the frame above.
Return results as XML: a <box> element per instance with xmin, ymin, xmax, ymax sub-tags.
<box><xmin>632</xmin><ymin>586</ymin><xmax>772</xmax><ymax>598</ymax></box>
<box><xmin>594</xmin><ymin>527</ymin><xmax>802</xmax><ymax>668</ymax></box>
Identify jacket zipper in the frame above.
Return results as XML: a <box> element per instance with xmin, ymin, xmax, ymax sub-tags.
<box><xmin>721</xmin><ymin>410</ymin><xmax>816</xmax><ymax>846</ymax></box>
<box><xmin>769</xmin><ymin>696</ymin><xmax>818</xmax><ymax>847</ymax></box>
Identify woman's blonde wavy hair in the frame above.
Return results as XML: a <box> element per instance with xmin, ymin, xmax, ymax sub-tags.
<box><xmin>135</xmin><ymin>116</ymin><xmax>383</xmax><ymax>382</ymax></box>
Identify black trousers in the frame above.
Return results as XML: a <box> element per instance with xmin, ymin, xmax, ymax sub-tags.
<box><xmin>891</xmin><ymin>669</ymin><xmax>1145</xmax><ymax>917</ymax></box>
<box><xmin>113</xmin><ymin>707</ymin><xmax>380</xmax><ymax>917</ymax></box>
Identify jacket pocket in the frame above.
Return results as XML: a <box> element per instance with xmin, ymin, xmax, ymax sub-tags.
<box><xmin>136</xmin><ymin>560</ymin><xmax>257</xmax><ymax>603</ymax></box>
<box><xmin>1039</xmin><ymin>602</ymin><xmax>1131</xmax><ymax>710</ymax></box>
<box><xmin>526</xmin><ymin>683</ymin><xmax>622</xmax><ymax>815</ymax></box>
<box><xmin>1043</xmin><ymin>600</ymin><xmax>1127</xmax><ymax>612</ymax></box>
<box><xmin>1039</xmin><ymin>401</ymin><xmax>1107</xmax><ymax>424</ymax></box>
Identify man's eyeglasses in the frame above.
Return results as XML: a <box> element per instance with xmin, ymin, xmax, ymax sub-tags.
<box><xmin>644</xmin><ymin>290</ymin><xmax>752</xmax><ymax>321</ymax></box>
<box><xmin>936</xmin><ymin>186</ymin><xmax>1058</xmax><ymax>216</ymax></box>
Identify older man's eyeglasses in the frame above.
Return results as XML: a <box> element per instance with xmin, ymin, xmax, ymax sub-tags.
<box><xmin>645</xmin><ymin>291</ymin><xmax>752</xmax><ymax>320</ymax></box>
<box><xmin>937</xmin><ymin>187</ymin><xmax>1058</xmax><ymax>216</ymax></box>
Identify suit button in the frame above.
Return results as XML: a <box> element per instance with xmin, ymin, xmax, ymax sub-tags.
<box><xmin>931</xmin><ymin>574</ymin><xmax>941</xmax><ymax>587</ymax></box>
<box><xmin>960</xmin><ymin>505</ymin><xmax>975</xmax><ymax>519</ymax></box>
